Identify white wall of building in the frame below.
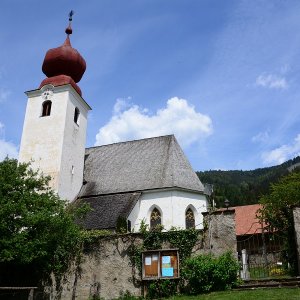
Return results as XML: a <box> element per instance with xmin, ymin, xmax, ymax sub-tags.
<box><xmin>19</xmin><ymin>84</ymin><xmax>90</xmax><ymax>201</ymax></box>
<box><xmin>128</xmin><ymin>189</ymin><xmax>207</xmax><ymax>231</ymax></box>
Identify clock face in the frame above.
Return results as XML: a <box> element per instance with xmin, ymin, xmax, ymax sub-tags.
<box><xmin>42</xmin><ymin>88</ymin><xmax>54</xmax><ymax>100</ymax></box>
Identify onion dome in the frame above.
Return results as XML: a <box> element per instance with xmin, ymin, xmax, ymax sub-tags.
<box><xmin>40</xmin><ymin>11</ymin><xmax>86</xmax><ymax>95</ymax></box>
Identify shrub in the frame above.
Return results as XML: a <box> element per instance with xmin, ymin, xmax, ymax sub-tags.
<box><xmin>213</xmin><ymin>252</ymin><xmax>240</xmax><ymax>290</ymax></box>
<box><xmin>181</xmin><ymin>252</ymin><xmax>239</xmax><ymax>294</ymax></box>
<box><xmin>147</xmin><ymin>279</ymin><xmax>178</xmax><ymax>299</ymax></box>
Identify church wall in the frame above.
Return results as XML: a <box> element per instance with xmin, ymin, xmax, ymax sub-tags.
<box><xmin>128</xmin><ymin>189</ymin><xmax>207</xmax><ymax>231</ymax></box>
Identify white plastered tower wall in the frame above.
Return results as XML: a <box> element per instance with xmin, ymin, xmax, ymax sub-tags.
<box><xmin>128</xmin><ymin>188</ymin><xmax>208</xmax><ymax>231</ymax></box>
<box><xmin>19</xmin><ymin>84</ymin><xmax>91</xmax><ymax>201</ymax></box>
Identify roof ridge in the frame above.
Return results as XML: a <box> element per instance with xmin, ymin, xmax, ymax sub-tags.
<box><xmin>86</xmin><ymin>134</ymin><xmax>175</xmax><ymax>150</ymax></box>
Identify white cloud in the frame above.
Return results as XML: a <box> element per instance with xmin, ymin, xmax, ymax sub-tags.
<box><xmin>0</xmin><ymin>139</ymin><xmax>18</xmax><ymax>161</ymax></box>
<box><xmin>262</xmin><ymin>134</ymin><xmax>300</xmax><ymax>165</ymax></box>
<box><xmin>0</xmin><ymin>122</ymin><xmax>18</xmax><ymax>161</ymax></box>
<box><xmin>95</xmin><ymin>97</ymin><xmax>213</xmax><ymax>147</ymax></box>
<box><xmin>255</xmin><ymin>73</ymin><xmax>288</xmax><ymax>89</ymax></box>
<box><xmin>252</xmin><ymin>131</ymin><xmax>270</xmax><ymax>143</ymax></box>
<box><xmin>113</xmin><ymin>97</ymin><xmax>132</xmax><ymax>114</ymax></box>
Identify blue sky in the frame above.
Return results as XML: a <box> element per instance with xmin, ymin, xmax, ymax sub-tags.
<box><xmin>1</xmin><ymin>0</ymin><xmax>300</xmax><ymax>171</ymax></box>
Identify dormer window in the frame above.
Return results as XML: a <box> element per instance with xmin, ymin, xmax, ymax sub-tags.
<box><xmin>41</xmin><ymin>100</ymin><xmax>52</xmax><ymax>117</ymax></box>
<box><xmin>74</xmin><ymin>107</ymin><xmax>80</xmax><ymax>124</ymax></box>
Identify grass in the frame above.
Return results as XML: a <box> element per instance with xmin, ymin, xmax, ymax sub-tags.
<box><xmin>166</xmin><ymin>288</ymin><xmax>300</xmax><ymax>300</ymax></box>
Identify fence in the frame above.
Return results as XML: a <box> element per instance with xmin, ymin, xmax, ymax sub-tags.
<box><xmin>237</xmin><ymin>224</ymin><xmax>288</xmax><ymax>279</ymax></box>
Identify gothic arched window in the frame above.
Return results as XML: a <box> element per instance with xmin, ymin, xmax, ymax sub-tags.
<box><xmin>42</xmin><ymin>100</ymin><xmax>52</xmax><ymax>117</ymax></box>
<box><xmin>150</xmin><ymin>208</ymin><xmax>161</xmax><ymax>230</ymax></box>
<box><xmin>74</xmin><ymin>107</ymin><xmax>80</xmax><ymax>124</ymax></box>
<box><xmin>185</xmin><ymin>208</ymin><xmax>195</xmax><ymax>229</ymax></box>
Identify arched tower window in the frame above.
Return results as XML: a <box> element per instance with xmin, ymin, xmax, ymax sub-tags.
<box><xmin>41</xmin><ymin>100</ymin><xmax>52</xmax><ymax>117</ymax></box>
<box><xmin>74</xmin><ymin>107</ymin><xmax>80</xmax><ymax>124</ymax></box>
<box><xmin>150</xmin><ymin>208</ymin><xmax>161</xmax><ymax>230</ymax></box>
<box><xmin>185</xmin><ymin>208</ymin><xmax>195</xmax><ymax>229</ymax></box>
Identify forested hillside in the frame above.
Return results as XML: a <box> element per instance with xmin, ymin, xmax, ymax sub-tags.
<box><xmin>196</xmin><ymin>156</ymin><xmax>300</xmax><ymax>208</ymax></box>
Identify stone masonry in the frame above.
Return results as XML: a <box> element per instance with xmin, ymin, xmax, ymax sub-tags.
<box><xmin>46</xmin><ymin>209</ymin><xmax>236</xmax><ymax>300</ymax></box>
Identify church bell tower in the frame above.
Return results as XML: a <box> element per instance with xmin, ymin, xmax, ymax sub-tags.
<box><xmin>19</xmin><ymin>12</ymin><xmax>91</xmax><ymax>201</ymax></box>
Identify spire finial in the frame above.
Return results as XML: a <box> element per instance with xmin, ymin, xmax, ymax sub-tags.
<box><xmin>65</xmin><ymin>10</ymin><xmax>74</xmax><ymax>35</ymax></box>
<box><xmin>69</xmin><ymin>10</ymin><xmax>74</xmax><ymax>22</ymax></box>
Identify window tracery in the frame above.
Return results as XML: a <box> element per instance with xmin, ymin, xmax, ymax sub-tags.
<box><xmin>150</xmin><ymin>208</ymin><xmax>161</xmax><ymax>229</ymax></box>
<box><xmin>185</xmin><ymin>208</ymin><xmax>195</xmax><ymax>229</ymax></box>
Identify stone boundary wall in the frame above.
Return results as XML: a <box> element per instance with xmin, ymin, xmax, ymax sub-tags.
<box><xmin>201</xmin><ymin>208</ymin><xmax>236</xmax><ymax>256</ymax></box>
<box><xmin>46</xmin><ymin>209</ymin><xmax>236</xmax><ymax>300</ymax></box>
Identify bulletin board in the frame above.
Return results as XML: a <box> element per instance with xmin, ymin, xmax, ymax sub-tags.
<box><xmin>142</xmin><ymin>249</ymin><xmax>179</xmax><ymax>280</ymax></box>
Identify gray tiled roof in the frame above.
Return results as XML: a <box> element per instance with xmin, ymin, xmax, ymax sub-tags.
<box><xmin>76</xmin><ymin>192</ymin><xmax>141</xmax><ymax>230</ymax></box>
<box><xmin>79</xmin><ymin>135</ymin><xmax>204</xmax><ymax>197</ymax></box>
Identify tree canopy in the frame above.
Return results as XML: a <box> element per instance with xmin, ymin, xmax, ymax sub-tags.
<box><xmin>259</xmin><ymin>170</ymin><xmax>300</xmax><ymax>274</ymax></box>
<box><xmin>259</xmin><ymin>170</ymin><xmax>300</xmax><ymax>231</ymax></box>
<box><xmin>0</xmin><ymin>158</ymin><xmax>85</xmax><ymax>281</ymax></box>
<box><xmin>197</xmin><ymin>156</ymin><xmax>300</xmax><ymax>207</ymax></box>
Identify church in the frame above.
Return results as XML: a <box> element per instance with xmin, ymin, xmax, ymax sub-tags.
<box><xmin>18</xmin><ymin>16</ymin><xmax>208</xmax><ymax>232</ymax></box>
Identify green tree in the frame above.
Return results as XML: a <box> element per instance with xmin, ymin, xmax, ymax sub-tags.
<box><xmin>259</xmin><ymin>170</ymin><xmax>300</xmax><ymax>274</ymax></box>
<box><xmin>0</xmin><ymin>158</ymin><xmax>86</xmax><ymax>283</ymax></box>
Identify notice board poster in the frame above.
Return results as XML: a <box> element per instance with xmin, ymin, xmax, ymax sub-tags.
<box><xmin>161</xmin><ymin>251</ymin><xmax>178</xmax><ymax>278</ymax></box>
<box><xmin>144</xmin><ymin>253</ymin><xmax>159</xmax><ymax>277</ymax></box>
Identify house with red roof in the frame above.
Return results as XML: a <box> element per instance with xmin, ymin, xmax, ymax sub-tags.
<box><xmin>235</xmin><ymin>204</ymin><xmax>263</xmax><ymax>236</ymax></box>
<box><xmin>234</xmin><ymin>204</ymin><xmax>282</xmax><ymax>267</ymax></box>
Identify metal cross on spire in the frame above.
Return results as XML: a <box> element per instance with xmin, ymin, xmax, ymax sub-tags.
<box><xmin>65</xmin><ymin>10</ymin><xmax>74</xmax><ymax>35</ymax></box>
<box><xmin>69</xmin><ymin>10</ymin><xmax>74</xmax><ymax>22</ymax></box>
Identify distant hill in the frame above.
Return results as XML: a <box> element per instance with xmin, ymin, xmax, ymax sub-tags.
<box><xmin>196</xmin><ymin>156</ymin><xmax>300</xmax><ymax>208</ymax></box>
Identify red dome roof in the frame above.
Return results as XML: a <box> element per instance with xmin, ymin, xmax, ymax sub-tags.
<box><xmin>42</xmin><ymin>32</ymin><xmax>86</xmax><ymax>83</ymax></box>
<box><xmin>40</xmin><ymin>14</ymin><xmax>86</xmax><ymax>95</ymax></box>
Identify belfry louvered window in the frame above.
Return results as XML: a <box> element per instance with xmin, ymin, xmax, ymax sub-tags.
<box><xmin>42</xmin><ymin>100</ymin><xmax>52</xmax><ymax>117</ymax></box>
<box><xmin>185</xmin><ymin>208</ymin><xmax>195</xmax><ymax>229</ymax></box>
<box><xmin>150</xmin><ymin>208</ymin><xmax>161</xmax><ymax>229</ymax></box>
